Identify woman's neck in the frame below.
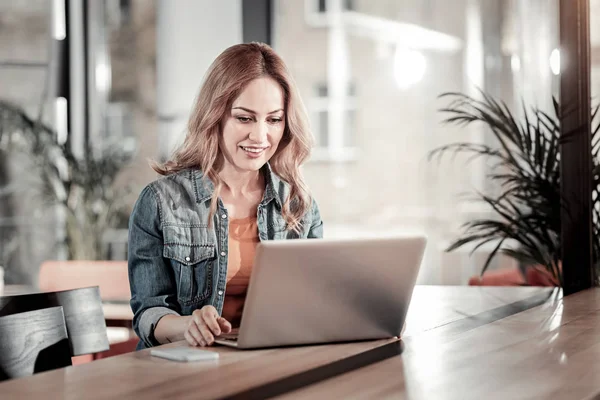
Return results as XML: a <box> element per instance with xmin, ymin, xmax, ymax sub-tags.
<box><xmin>218</xmin><ymin>164</ymin><xmax>264</xmax><ymax>197</ymax></box>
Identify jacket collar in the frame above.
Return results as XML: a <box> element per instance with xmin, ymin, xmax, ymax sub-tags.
<box><xmin>193</xmin><ymin>163</ymin><xmax>282</xmax><ymax>208</ymax></box>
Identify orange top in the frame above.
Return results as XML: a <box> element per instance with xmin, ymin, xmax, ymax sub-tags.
<box><xmin>222</xmin><ymin>216</ymin><xmax>259</xmax><ymax>327</ymax></box>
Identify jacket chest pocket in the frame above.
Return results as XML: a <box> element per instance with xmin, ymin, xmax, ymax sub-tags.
<box><xmin>163</xmin><ymin>226</ymin><xmax>215</xmax><ymax>306</ymax></box>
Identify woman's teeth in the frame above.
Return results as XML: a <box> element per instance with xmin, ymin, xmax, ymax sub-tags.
<box><xmin>241</xmin><ymin>147</ymin><xmax>265</xmax><ymax>153</ymax></box>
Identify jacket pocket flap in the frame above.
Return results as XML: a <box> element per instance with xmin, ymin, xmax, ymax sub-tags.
<box><xmin>163</xmin><ymin>243</ymin><xmax>215</xmax><ymax>265</ymax></box>
<box><xmin>163</xmin><ymin>225</ymin><xmax>215</xmax><ymax>265</ymax></box>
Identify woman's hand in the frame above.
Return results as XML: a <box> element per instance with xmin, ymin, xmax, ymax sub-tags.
<box><xmin>184</xmin><ymin>305</ymin><xmax>232</xmax><ymax>347</ymax></box>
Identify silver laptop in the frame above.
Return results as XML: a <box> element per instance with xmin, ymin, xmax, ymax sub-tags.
<box><xmin>214</xmin><ymin>235</ymin><xmax>426</xmax><ymax>349</ymax></box>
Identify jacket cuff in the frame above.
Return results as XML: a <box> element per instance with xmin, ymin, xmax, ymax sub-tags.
<box><xmin>138</xmin><ymin>307</ymin><xmax>180</xmax><ymax>347</ymax></box>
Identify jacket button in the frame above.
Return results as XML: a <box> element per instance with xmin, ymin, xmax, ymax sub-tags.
<box><xmin>221</xmin><ymin>214</ymin><xmax>227</xmax><ymax>219</ymax></box>
<box><xmin>218</xmin><ymin>290</ymin><xmax>223</xmax><ymax>296</ymax></box>
<box><xmin>220</xmin><ymin>251</ymin><xmax>226</xmax><ymax>256</ymax></box>
<box><xmin>185</xmin><ymin>256</ymin><xmax>190</xmax><ymax>262</ymax></box>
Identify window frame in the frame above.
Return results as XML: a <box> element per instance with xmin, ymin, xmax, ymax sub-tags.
<box><xmin>307</xmin><ymin>83</ymin><xmax>359</xmax><ymax>163</ymax></box>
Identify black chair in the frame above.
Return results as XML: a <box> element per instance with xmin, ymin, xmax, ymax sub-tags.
<box><xmin>0</xmin><ymin>286</ymin><xmax>110</xmax><ymax>356</ymax></box>
<box><xmin>0</xmin><ymin>306</ymin><xmax>72</xmax><ymax>380</ymax></box>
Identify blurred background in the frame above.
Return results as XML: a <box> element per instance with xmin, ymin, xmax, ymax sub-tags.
<box><xmin>0</xmin><ymin>0</ymin><xmax>591</xmax><ymax>288</ymax></box>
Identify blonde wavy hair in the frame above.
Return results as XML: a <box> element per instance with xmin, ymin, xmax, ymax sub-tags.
<box><xmin>152</xmin><ymin>42</ymin><xmax>314</xmax><ymax>233</ymax></box>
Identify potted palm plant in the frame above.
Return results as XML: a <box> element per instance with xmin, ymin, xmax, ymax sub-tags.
<box><xmin>430</xmin><ymin>91</ymin><xmax>600</xmax><ymax>287</ymax></box>
<box><xmin>0</xmin><ymin>99</ymin><xmax>134</xmax><ymax>262</ymax></box>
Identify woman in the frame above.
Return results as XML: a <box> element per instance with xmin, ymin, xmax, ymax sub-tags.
<box><xmin>128</xmin><ymin>43</ymin><xmax>323</xmax><ymax>350</ymax></box>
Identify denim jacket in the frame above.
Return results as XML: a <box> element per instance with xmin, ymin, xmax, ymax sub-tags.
<box><xmin>128</xmin><ymin>163</ymin><xmax>323</xmax><ymax>349</ymax></box>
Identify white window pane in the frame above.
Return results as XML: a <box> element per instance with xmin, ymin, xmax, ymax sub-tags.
<box><xmin>343</xmin><ymin>109</ymin><xmax>355</xmax><ymax>147</ymax></box>
<box><xmin>318</xmin><ymin>110</ymin><xmax>329</xmax><ymax>147</ymax></box>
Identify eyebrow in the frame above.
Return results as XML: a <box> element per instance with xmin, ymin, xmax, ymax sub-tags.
<box><xmin>231</xmin><ymin>107</ymin><xmax>284</xmax><ymax>115</ymax></box>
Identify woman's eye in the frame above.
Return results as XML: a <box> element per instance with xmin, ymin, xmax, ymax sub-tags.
<box><xmin>269</xmin><ymin>118</ymin><xmax>283</xmax><ymax>124</ymax></box>
<box><xmin>237</xmin><ymin>117</ymin><xmax>252</xmax><ymax>123</ymax></box>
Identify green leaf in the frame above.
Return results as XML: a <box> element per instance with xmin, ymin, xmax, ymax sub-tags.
<box><xmin>429</xmin><ymin>91</ymin><xmax>595</xmax><ymax>285</ymax></box>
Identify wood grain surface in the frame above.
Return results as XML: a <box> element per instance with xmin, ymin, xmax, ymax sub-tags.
<box><xmin>0</xmin><ymin>287</ymin><xmax>110</xmax><ymax>356</ymax></box>
<box><xmin>0</xmin><ymin>286</ymin><xmax>566</xmax><ymax>399</ymax></box>
<box><xmin>279</xmin><ymin>288</ymin><xmax>600</xmax><ymax>400</ymax></box>
<box><xmin>0</xmin><ymin>306</ymin><xmax>71</xmax><ymax>381</ymax></box>
<box><xmin>3</xmin><ymin>285</ymin><xmax>133</xmax><ymax>324</ymax></box>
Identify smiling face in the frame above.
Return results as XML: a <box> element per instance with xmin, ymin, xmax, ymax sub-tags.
<box><xmin>220</xmin><ymin>77</ymin><xmax>286</xmax><ymax>173</ymax></box>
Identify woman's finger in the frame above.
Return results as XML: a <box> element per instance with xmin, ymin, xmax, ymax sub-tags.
<box><xmin>188</xmin><ymin>320</ymin><xmax>205</xmax><ymax>346</ymax></box>
<box><xmin>203</xmin><ymin>310</ymin><xmax>222</xmax><ymax>336</ymax></box>
<box><xmin>198</xmin><ymin>322</ymin><xmax>215</xmax><ymax>345</ymax></box>
<box><xmin>184</xmin><ymin>330</ymin><xmax>197</xmax><ymax>346</ymax></box>
<box><xmin>217</xmin><ymin>317</ymin><xmax>232</xmax><ymax>334</ymax></box>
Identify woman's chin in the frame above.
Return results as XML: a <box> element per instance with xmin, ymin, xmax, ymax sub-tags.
<box><xmin>233</xmin><ymin>156</ymin><xmax>268</xmax><ymax>172</ymax></box>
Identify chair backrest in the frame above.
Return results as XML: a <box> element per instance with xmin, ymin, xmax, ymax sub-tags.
<box><xmin>0</xmin><ymin>306</ymin><xmax>72</xmax><ymax>381</ymax></box>
<box><xmin>0</xmin><ymin>287</ymin><xmax>110</xmax><ymax>356</ymax></box>
<box><xmin>38</xmin><ymin>260</ymin><xmax>130</xmax><ymax>301</ymax></box>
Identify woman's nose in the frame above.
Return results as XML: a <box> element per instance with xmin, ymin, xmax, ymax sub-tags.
<box><xmin>249</xmin><ymin>121</ymin><xmax>268</xmax><ymax>143</ymax></box>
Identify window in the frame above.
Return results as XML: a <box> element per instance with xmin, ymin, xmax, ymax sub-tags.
<box><xmin>317</xmin><ymin>0</ymin><xmax>354</xmax><ymax>13</ymax></box>
<box><xmin>305</xmin><ymin>0</ymin><xmax>355</xmax><ymax>27</ymax></box>
<box><xmin>105</xmin><ymin>0</ymin><xmax>132</xmax><ymax>28</ymax></box>
<box><xmin>119</xmin><ymin>0</ymin><xmax>132</xmax><ymax>25</ymax></box>
<box><xmin>309</xmin><ymin>82</ymin><xmax>358</xmax><ymax>162</ymax></box>
<box><xmin>102</xmin><ymin>102</ymin><xmax>136</xmax><ymax>155</ymax></box>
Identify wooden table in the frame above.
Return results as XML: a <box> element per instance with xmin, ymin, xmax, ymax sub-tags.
<box><xmin>2</xmin><ymin>285</ymin><xmax>598</xmax><ymax>400</ymax></box>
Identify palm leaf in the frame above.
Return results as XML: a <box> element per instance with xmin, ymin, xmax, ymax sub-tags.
<box><xmin>431</xmin><ymin>92</ymin><xmax>600</xmax><ymax>284</ymax></box>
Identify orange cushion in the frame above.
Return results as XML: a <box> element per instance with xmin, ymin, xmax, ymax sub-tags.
<box><xmin>468</xmin><ymin>268</ymin><xmax>526</xmax><ymax>286</ymax></box>
<box><xmin>469</xmin><ymin>263</ymin><xmax>561</xmax><ymax>287</ymax></box>
<box><xmin>38</xmin><ymin>261</ymin><xmax>130</xmax><ymax>301</ymax></box>
<box><xmin>526</xmin><ymin>266</ymin><xmax>559</xmax><ymax>286</ymax></box>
